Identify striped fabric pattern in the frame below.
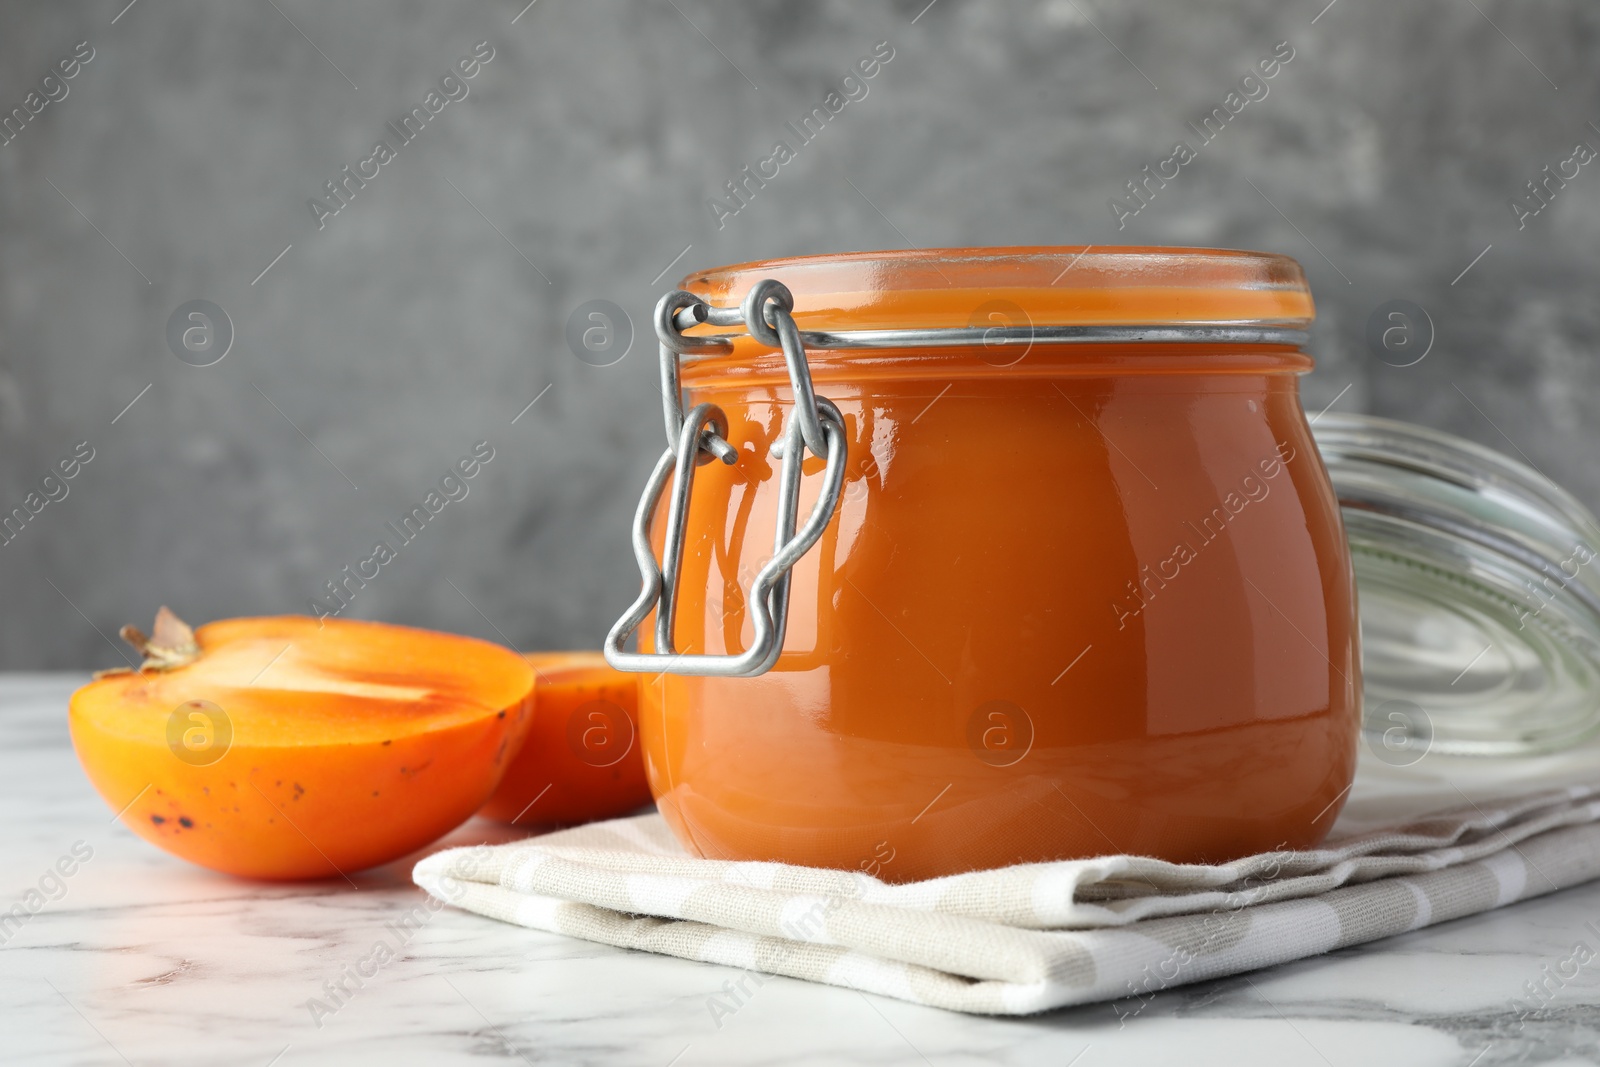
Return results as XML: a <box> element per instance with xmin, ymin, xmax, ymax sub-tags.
<box><xmin>414</xmin><ymin>783</ymin><xmax>1600</xmax><ymax>1015</ymax></box>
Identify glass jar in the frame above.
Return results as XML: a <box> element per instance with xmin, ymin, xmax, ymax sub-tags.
<box><xmin>1313</xmin><ymin>413</ymin><xmax>1600</xmax><ymax>756</ymax></box>
<box><xmin>606</xmin><ymin>247</ymin><xmax>1360</xmax><ymax>881</ymax></box>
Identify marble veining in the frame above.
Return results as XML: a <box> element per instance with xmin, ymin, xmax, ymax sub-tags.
<box><xmin>4</xmin><ymin>674</ymin><xmax>1599</xmax><ymax>1066</ymax></box>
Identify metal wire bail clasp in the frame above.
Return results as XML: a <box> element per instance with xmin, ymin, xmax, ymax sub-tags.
<box><xmin>603</xmin><ymin>279</ymin><xmax>848</xmax><ymax>678</ymax></box>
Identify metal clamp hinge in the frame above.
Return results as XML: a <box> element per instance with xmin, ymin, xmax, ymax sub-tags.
<box><xmin>603</xmin><ymin>280</ymin><xmax>848</xmax><ymax>678</ymax></box>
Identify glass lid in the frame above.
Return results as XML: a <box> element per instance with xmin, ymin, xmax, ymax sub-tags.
<box><xmin>678</xmin><ymin>246</ymin><xmax>1315</xmax><ymax>336</ymax></box>
<box><xmin>1314</xmin><ymin>413</ymin><xmax>1600</xmax><ymax>757</ymax></box>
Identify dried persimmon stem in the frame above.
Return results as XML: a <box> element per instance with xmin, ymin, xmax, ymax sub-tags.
<box><xmin>113</xmin><ymin>607</ymin><xmax>201</xmax><ymax>673</ymax></box>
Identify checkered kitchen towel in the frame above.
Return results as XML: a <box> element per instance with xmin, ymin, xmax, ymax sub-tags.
<box><xmin>415</xmin><ymin>779</ymin><xmax>1600</xmax><ymax>1015</ymax></box>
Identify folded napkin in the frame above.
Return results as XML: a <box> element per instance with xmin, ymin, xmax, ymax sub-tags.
<box><xmin>415</xmin><ymin>779</ymin><xmax>1600</xmax><ymax>1015</ymax></box>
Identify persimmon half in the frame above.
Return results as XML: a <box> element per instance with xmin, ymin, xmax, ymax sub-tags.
<box><xmin>70</xmin><ymin>610</ymin><xmax>534</xmax><ymax>879</ymax></box>
<box><xmin>478</xmin><ymin>651</ymin><xmax>653</xmax><ymax>826</ymax></box>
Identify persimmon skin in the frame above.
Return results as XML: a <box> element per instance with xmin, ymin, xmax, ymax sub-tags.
<box><xmin>479</xmin><ymin>652</ymin><xmax>653</xmax><ymax>826</ymax></box>
<box><xmin>70</xmin><ymin>616</ymin><xmax>534</xmax><ymax>880</ymax></box>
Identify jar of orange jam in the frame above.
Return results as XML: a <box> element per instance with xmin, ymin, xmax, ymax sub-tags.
<box><xmin>605</xmin><ymin>247</ymin><xmax>1360</xmax><ymax>882</ymax></box>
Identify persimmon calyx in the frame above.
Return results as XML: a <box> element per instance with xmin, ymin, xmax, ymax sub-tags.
<box><xmin>99</xmin><ymin>606</ymin><xmax>201</xmax><ymax>676</ymax></box>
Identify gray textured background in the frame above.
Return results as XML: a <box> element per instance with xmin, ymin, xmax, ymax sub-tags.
<box><xmin>1</xmin><ymin>0</ymin><xmax>1595</xmax><ymax>669</ymax></box>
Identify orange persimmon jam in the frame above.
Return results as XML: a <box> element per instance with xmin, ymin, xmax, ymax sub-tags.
<box><xmin>636</xmin><ymin>247</ymin><xmax>1359</xmax><ymax>882</ymax></box>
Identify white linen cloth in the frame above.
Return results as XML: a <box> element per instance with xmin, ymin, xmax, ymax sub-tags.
<box><xmin>415</xmin><ymin>757</ymin><xmax>1600</xmax><ymax>1015</ymax></box>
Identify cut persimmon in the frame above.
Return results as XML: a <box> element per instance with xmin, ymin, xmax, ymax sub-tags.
<box><xmin>70</xmin><ymin>610</ymin><xmax>534</xmax><ymax>879</ymax></box>
<box><xmin>479</xmin><ymin>652</ymin><xmax>652</xmax><ymax>826</ymax></box>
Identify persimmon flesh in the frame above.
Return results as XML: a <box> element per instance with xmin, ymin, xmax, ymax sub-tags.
<box><xmin>70</xmin><ymin>614</ymin><xmax>534</xmax><ymax>879</ymax></box>
<box><xmin>479</xmin><ymin>652</ymin><xmax>653</xmax><ymax>826</ymax></box>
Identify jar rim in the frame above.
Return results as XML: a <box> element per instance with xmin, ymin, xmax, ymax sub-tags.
<box><xmin>680</xmin><ymin>245</ymin><xmax>1315</xmax><ymax>335</ymax></box>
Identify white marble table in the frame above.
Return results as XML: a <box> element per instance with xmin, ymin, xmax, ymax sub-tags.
<box><xmin>5</xmin><ymin>672</ymin><xmax>1599</xmax><ymax>1066</ymax></box>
